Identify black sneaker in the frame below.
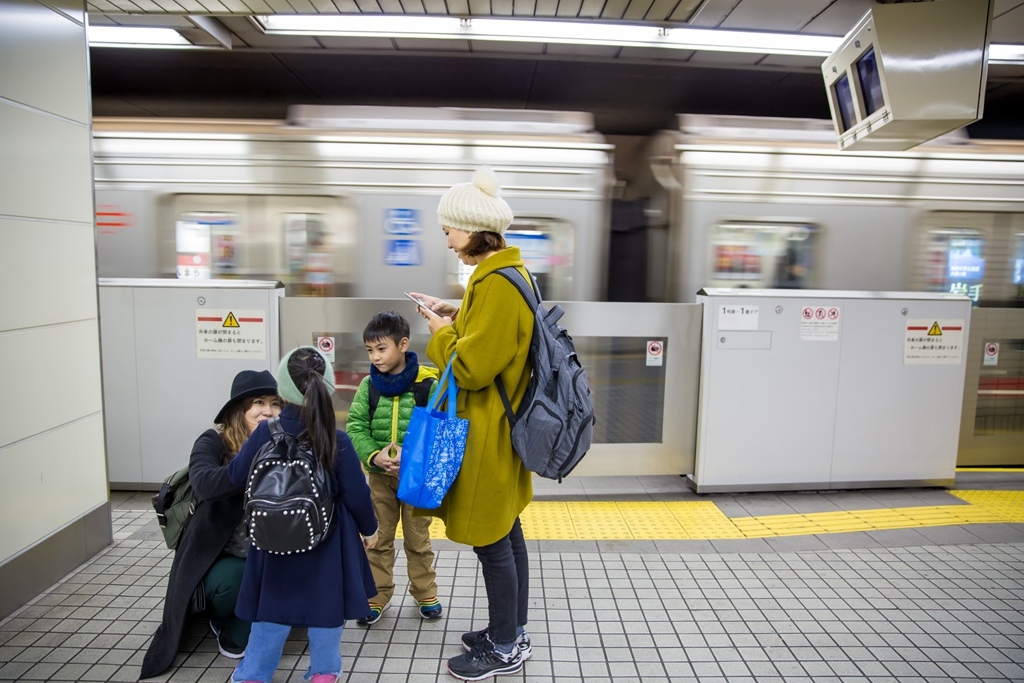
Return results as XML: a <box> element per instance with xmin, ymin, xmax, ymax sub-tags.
<box><xmin>356</xmin><ymin>603</ymin><xmax>386</xmax><ymax>626</ymax></box>
<box><xmin>209</xmin><ymin>620</ymin><xmax>244</xmax><ymax>659</ymax></box>
<box><xmin>461</xmin><ymin>628</ymin><xmax>532</xmax><ymax>660</ymax></box>
<box><xmin>447</xmin><ymin>636</ymin><xmax>524</xmax><ymax>681</ymax></box>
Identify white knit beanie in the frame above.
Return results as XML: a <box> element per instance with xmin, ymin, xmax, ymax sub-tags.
<box><xmin>437</xmin><ymin>167</ymin><xmax>514</xmax><ymax>235</ymax></box>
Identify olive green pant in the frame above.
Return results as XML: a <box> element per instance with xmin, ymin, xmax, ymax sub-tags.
<box><xmin>366</xmin><ymin>471</ymin><xmax>438</xmax><ymax>605</ymax></box>
<box><xmin>204</xmin><ymin>554</ymin><xmax>251</xmax><ymax>648</ymax></box>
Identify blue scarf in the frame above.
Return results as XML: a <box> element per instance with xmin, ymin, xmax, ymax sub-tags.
<box><xmin>369</xmin><ymin>352</ymin><xmax>420</xmax><ymax>397</ymax></box>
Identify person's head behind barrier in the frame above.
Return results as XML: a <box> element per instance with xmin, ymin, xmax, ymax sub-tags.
<box><xmin>215</xmin><ymin>370</ymin><xmax>278</xmax><ymax>424</ymax></box>
<box><xmin>277</xmin><ymin>346</ymin><xmax>337</xmax><ymax>472</ymax></box>
<box><xmin>216</xmin><ymin>370</ymin><xmax>281</xmax><ymax>456</ymax></box>
<box><xmin>363</xmin><ymin>310</ymin><xmax>411</xmax><ymax>347</ymax></box>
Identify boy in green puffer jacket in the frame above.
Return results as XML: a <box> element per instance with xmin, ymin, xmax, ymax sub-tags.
<box><xmin>346</xmin><ymin>310</ymin><xmax>442</xmax><ymax>626</ymax></box>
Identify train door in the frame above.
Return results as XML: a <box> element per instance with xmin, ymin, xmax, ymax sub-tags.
<box><xmin>912</xmin><ymin>212</ymin><xmax>1024</xmax><ymax>466</ymax></box>
<box><xmin>450</xmin><ymin>217</ymin><xmax>576</xmax><ymax>300</ymax></box>
<box><xmin>910</xmin><ymin>211</ymin><xmax>1024</xmax><ymax>307</ymax></box>
<box><xmin>168</xmin><ymin>195</ymin><xmax>358</xmax><ymax>296</ymax></box>
<box><xmin>705</xmin><ymin>220</ymin><xmax>820</xmax><ymax>290</ymax></box>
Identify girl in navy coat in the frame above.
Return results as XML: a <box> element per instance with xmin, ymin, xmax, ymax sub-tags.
<box><xmin>226</xmin><ymin>346</ymin><xmax>379</xmax><ymax>683</ymax></box>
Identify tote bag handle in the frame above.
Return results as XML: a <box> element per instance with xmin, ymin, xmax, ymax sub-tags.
<box><xmin>430</xmin><ymin>353</ymin><xmax>459</xmax><ymax>417</ymax></box>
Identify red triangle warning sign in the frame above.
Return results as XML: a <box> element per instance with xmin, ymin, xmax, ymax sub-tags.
<box><xmin>927</xmin><ymin>321</ymin><xmax>942</xmax><ymax>336</ymax></box>
<box><xmin>223</xmin><ymin>312</ymin><xmax>240</xmax><ymax>328</ymax></box>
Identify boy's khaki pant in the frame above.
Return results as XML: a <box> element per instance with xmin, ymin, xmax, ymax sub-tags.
<box><xmin>366</xmin><ymin>471</ymin><xmax>438</xmax><ymax>605</ymax></box>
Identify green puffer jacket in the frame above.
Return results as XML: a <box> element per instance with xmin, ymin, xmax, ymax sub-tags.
<box><xmin>346</xmin><ymin>365</ymin><xmax>439</xmax><ymax>473</ymax></box>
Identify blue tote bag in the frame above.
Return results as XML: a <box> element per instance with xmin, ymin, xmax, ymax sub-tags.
<box><xmin>397</xmin><ymin>355</ymin><xmax>468</xmax><ymax>509</ymax></box>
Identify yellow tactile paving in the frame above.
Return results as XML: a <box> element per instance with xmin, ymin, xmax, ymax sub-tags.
<box><xmin>952</xmin><ymin>489</ymin><xmax>1024</xmax><ymax>522</ymax></box>
<box><xmin>395</xmin><ymin>490</ymin><xmax>1024</xmax><ymax>541</ymax></box>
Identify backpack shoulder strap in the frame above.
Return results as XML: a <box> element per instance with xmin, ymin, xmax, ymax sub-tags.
<box><xmin>367</xmin><ymin>382</ymin><xmax>380</xmax><ymax>421</ymax></box>
<box><xmin>494</xmin><ymin>267</ymin><xmax>540</xmax><ymax>312</ymax></box>
<box><xmin>412</xmin><ymin>377</ymin><xmax>436</xmax><ymax>408</ymax></box>
<box><xmin>266</xmin><ymin>415</ymin><xmax>284</xmax><ymax>436</ymax></box>
<box><xmin>491</xmin><ymin>266</ymin><xmax>541</xmax><ymax>427</ymax></box>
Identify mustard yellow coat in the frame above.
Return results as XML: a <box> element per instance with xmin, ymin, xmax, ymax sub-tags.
<box><xmin>424</xmin><ymin>247</ymin><xmax>534</xmax><ymax>547</ymax></box>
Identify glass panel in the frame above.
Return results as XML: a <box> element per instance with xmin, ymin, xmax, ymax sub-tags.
<box><xmin>834</xmin><ymin>73</ymin><xmax>856</xmax><ymax>132</ymax></box>
<box><xmin>856</xmin><ymin>48</ymin><xmax>884</xmax><ymax>116</ymax></box>
<box><xmin>923</xmin><ymin>229</ymin><xmax>986</xmax><ymax>304</ymax></box>
<box><xmin>975</xmin><ymin>338</ymin><xmax>1024</xmax><ymax>435</ymax></box>
<box><xmin>325</xmin><ymin>333</ymin><xmax>666</xmax><ymax>445</ymax></box>
<box><xmin>452</xmin><ymin>217</ymin><xmax>576</xmax><ymax>300</ymax></box>
<box><xmin>176</xmin><ymin>212</ymin><xmax>234</xmax><ymax>280</ymax></box>
<box><xmin>1012</xmin><ymin>233</ymin><xmax>1024</xmax><ymax>302</ymax></box>
<box><xmin>283</xmin><ymin>213</ymin><xmax>335</xmax><ymax>297</ymax></box>
<box><xmin>708</xmin><ymin>221</ymin><xmax>818</xmax><ymax>290</ymax></box>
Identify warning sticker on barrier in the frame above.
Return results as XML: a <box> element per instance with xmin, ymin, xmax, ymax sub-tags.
<box><xmin>196</xmin><ymin>309</ymin><xmax>267</xmax><ymax>359</ymax></box>
<box><xmin>800</xmin><ymin>305</ymin><xmax>840</xmax><ymax>342</ymax></box>
<box><xmin>904</xmin><ymin>319</ymin><xmax>964</xmax><ymax>365</ymax></box>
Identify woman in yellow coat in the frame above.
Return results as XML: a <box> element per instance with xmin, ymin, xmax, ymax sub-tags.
<box><xmin>411</xmin><ymin>168</ymin><xmax>534</xmax><ymax>681</ymax></box>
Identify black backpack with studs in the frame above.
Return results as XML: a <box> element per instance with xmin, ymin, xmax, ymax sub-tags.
<box><xmin>243</xmin><ymin>417</ymin><xmax>335</xmax><ymax>555</ymax></box>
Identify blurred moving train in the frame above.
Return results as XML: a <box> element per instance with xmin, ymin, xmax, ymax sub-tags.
<box><xmin>92</xmin><ymin>107</ymin><xmax>1024</xmax><ymax>308</ymax></box>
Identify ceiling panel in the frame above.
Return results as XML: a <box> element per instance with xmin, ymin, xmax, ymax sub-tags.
<box><xmin>722</xmin><ymin>0</ymin><xmax>833</xmax><ymax>32</ymax></box>
<box><xmin>684</xmin><ymin>0</ymin><xmax>741</xmax><ymax>27</ymax></box>
<box><xmin>802</xmin><ymin>0</ymin><xmax>872</xmax><ymax>35</ymax></box>
<box><xmin>993</xmin><ymin>1</ymin><xmax>1024</xmax><ymax>41</ymax></box>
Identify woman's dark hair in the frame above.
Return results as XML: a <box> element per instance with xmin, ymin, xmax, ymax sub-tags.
<box><xmin>363</xmin><ymin>310</ymin><xmax>410</xmax><ymax>346</ymax></box>
<box><xmin>461</xmin><ymin>231</ymin><xmax>506</xmax><ymax>258</ymax></box>
<box><xmin>287</xmin><ymin>348</ymin><xmax>336</xmax><ymax>473</ymax></box>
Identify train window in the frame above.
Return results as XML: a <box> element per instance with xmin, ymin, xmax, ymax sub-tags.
<box><xmin>975</xmin><ymin>338</ymin><xmax>1024</xmax><ymax>436</ymax></box>
<box><xmin>708</xmin><ymin>221</ymin><xmax>818</xmax><ymax>290</ymax></box>
<box><xmin>175</xmin><ymin>212</ymin><xmax>237</xmax><ymax>280</ymax></box>
<box><xmin>922</xmin><ymin>229</ymin><xmax>986</xmax><ymax>304</ymax></box>
<box><xmin>1013</xmin><ymin>233</ymin><xmax>1024</xmax><ymax>302</ymax></box>
<box><xmin>452</xmin><ymin>217</ymin><xmax>575</xmax><ymax>300</ymax></box>
<box><xmin>170</xmin><ymin>195</ymin><xmax>358</xmax><ymax>296</ymax></box>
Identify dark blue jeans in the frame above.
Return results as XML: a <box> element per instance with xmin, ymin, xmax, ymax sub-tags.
<box><xmin>473</xmin><ymin>517</ymin><xmax>529</xmax><ymax>646</ymax></box>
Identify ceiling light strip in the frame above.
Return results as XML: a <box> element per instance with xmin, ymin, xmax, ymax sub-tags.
<box><xmin>256</xmin><ymin>15</ymin><xmax>840</xmax><ymax>57</ymax></box>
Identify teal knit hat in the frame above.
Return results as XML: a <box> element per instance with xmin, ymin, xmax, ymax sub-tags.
<box><xmin>277</xmin><ymin>346</ymin><xmax>335</xmax><ymax>405</ymax></box>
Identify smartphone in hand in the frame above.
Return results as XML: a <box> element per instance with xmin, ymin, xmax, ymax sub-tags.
<box><xmin>404</xmin><ymin>292</ymin><xmax>439</xmax><ymax>316</ymax></box>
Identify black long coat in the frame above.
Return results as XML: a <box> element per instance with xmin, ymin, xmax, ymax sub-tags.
<box><xmin>140</xmin><ymin>430</ymin><xmax>242</xmax><ymax>680</ymax></box>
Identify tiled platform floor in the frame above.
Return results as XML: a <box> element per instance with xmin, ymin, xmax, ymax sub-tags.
<box><xmin>1</xmin><ymin>475</ymin><xmax>1023</xmax><ymax>682</ymax></box>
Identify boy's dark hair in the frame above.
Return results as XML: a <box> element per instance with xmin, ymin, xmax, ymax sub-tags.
<box><xmin>363</xmin><ymin>310</ymin><xmax>411</xmax><ymax>345</ymax></box>
<box><xmin>462</xmin><ymin>231</ymin><xmax>507</xmax><ymax>258</ymax></box>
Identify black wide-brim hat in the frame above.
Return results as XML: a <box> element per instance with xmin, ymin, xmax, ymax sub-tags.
<box><xmin>214</xmin><ymin>369</ymin><xmax>278</xmax><ymax>424</ymax></box>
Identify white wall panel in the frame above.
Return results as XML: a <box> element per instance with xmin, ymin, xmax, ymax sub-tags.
<box><xmin>0</xmin><ymin>0</ymin><xmax>89</xmax><ymax>123</ymax></box>
<box><xmin>0</xmin><ymin>218</ymin><xmax>97</xmax><ymax>332</ymax></box>
<box><xmin>0</xmin><ymin>321</ymin><xmax>103</xmax><ymax>449</ymax></box>
<box><xmin>0</xmin><ymin>414</ymin><xmax>108</xmax><ymax>564</ymax></box>
<box><xmin>0</xmin><ymin>102</ymin><xmax>93</xmax><ymax>224</ymax></box>
<box><xmin>41</xmin><ymin>0</ymin><xmax>86</xmax><ymax>24</ymax></box>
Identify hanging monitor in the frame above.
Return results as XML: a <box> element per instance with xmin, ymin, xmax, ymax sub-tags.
<box><xmin>821</xmin><ymin>0</ymin><xmax>994</xmax><ymax>151</ymax></box>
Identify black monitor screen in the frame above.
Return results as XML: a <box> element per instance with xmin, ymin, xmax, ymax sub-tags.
<box><xmin>857</xmin><ymin>47</ymin><xmax>884</xmax><ymax>115</ymax></box>
<box><xmin>834</xmin><ymin>73</ymin><xmax>856</xmax><ymax>132</ymax></box>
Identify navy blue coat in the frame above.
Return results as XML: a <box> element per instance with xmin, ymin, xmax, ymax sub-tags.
<box><xmin>227</xmin><ymin>405</ymin><xmax>378</xmax><ymax>627</ymax></box>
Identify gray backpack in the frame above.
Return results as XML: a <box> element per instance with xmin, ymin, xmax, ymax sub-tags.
<box><xmin>493</xmin><ymin>267</ymin><xmax>595</xmax><ymax>482</ymax></box>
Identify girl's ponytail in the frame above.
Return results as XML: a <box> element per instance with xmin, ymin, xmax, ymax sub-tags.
<box><xmin>278</xmin><ymin>346</ymin><xmax>337</xmax><ymax>473</ymax></box>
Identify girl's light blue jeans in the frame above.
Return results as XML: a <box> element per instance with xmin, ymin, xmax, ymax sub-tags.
<box><xmin>230</xmin><ymin>621</ymin><xmax>343</xmax><ymax>682</ymax></box>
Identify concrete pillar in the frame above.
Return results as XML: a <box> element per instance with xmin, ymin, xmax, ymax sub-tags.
<box><xmin>0</xmin><ymin>0</ymin><xmax>110</xmax><ymax>618</ymax></box>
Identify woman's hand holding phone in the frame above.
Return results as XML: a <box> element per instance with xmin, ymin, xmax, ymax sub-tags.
<box><xmin>408</xmin><ymin>291</ymin><xmax>457</xmax><ymax>334</ymax></box>
<box><xmin>408</xmin><ymin>292</ymin><xmax>458</xmax><ymax>318</ymax></box>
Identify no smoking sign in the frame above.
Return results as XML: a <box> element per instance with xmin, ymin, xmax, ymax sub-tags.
<box><xmin>984</xmin><ymin>341</ymin><xmax>1000</xmax><ymax>366</ymax></box>
<box><xmin>646</xmin><ymin>340</ymin><xmax>664</xmax><ymax>367</ymax></box>
<box><xmin>317</xmin><ymin>336</ymin><xmax>336</xmax><ymax>363</ymax></box>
